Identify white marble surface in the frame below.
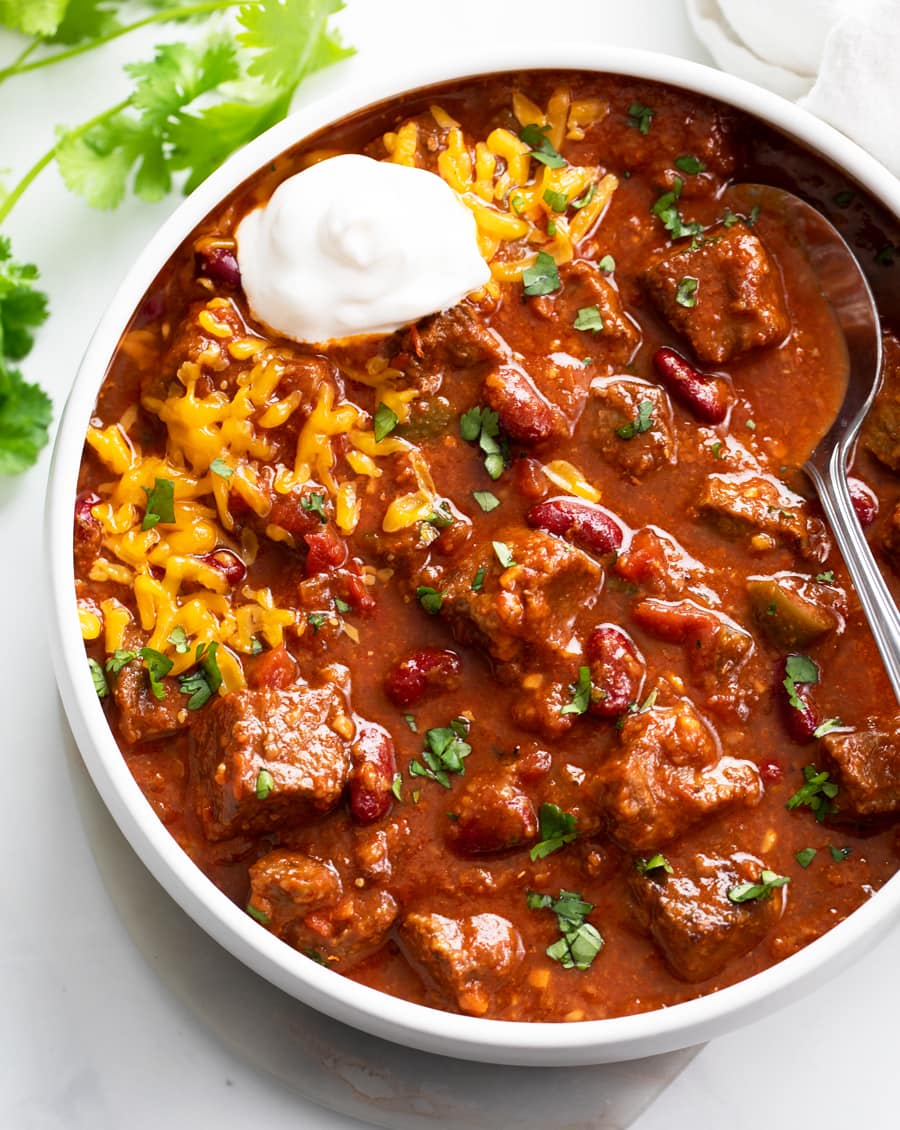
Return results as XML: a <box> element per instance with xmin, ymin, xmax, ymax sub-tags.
<box><xmin>2</xmin><ymin>2</ymin><xmax>899</xmax><ymax>1127</ymax></box>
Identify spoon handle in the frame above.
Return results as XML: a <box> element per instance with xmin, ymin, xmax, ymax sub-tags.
<box><xmin>806</xmin><ymin>457</ymin><xmax>900</xmax><ymax>704</ymax></box>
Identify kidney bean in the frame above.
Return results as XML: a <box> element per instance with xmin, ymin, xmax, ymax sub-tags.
<box><xmin>759</xmin><ymin>758</ymin><xmax>785</xmax><ymax>784</ymax></box>
<box><xmin>526</xmin><ymin>496</ymin><xmax>624</xmax><ymax>557</ymax></box>
<box><xmin>198</xmin><ymin>548</ymin><xmax>246</xmax><ymax>587</ymax></box>
<box><xmin>304</xmin><ymin>531</ymin><xmax>348</xmax><ymax>576</ymax></box>
<box><xmin>652</xmin><ymin>346</ymin><xmax>730</xmax><ymax>424</ymax></box>
<box><xmin>483</xmin><ymin>365</ymin><xmax>555</xmax><ymax>443</ymax></box>
<box><xmin>513</xmin><ymin>456</ymin><xmax>549</xmax><ymax>502</ymax></box>
<box><xmin>515</xmin><ymin>745</ymin><xmax>553</xmax><ymax>783</ymax></box>
<box><xmin>247</xmin><ymin>643</ymin><xmax>296</xmax><ymax>690</ymax></box>
<box><xmin>195</xmin><ymin>246</ymin><xmax>242</xmax><ymax>289</ymax></box>
<box><xmin>848</xmin><ymin>477</ymin><xmax>878</xmax><ymax>528</ymax></box>
<box><xmin>384</xmin><ymin>647</ymin><xmax>462</xmax><ymax>708</ymax></box>
<box><xmin>349</xmin><ymin>721</ymin><xmax>397</xmax><ymax>824</ymax></box>
<box><xmin>779</xmin><ymin>656</ymin><xmax>821</xmax><ymax>743</ymax></box>
<box><xmin>448</xmin><ymin>782</ymin><xmax>537</xmax><ymax>855</ymax></box>
<box><xmin>585</xmin><ymin>625</ymin><xmax>644</xmax><ymax>717</ymax></box>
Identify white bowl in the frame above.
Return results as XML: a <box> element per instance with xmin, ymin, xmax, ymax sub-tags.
<box><xmin>46</xmin><ymin>44</ymin><xmax>900</xmax><ymax>1066</ymax></box>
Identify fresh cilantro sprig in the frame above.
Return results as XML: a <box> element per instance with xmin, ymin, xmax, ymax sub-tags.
<box><xmin>459</xmin><ymin>405</ymin><xmax>508</xmax><ymax>480</ymax></box>
<box><xmin>530</xmin><ymin>803</ymin><xmax>577</xmax><ymax>861</ymax></box>
<box><xmin>527</xmin><ymin>888</ymin><xmax>603</xmax><ymax>971</ymax></box>
<box><xmin>409</xmin><ymin>718</ymin><xmax>472</xmax><ymax>788</ymax></box>
<box><xmin>787</xmin><ymin>763</ymin><xmax>839</xmax><ymax>822</ymax></box>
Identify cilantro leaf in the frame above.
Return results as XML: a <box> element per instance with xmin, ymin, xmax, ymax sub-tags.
<box><xmin>459</xmin><ymin>405</ymin><xmax>508</xmax><ymax>480</ymax></box>
<box><xmin>373</xmin><ymin>401</ymin><xmax>398</xmax><ymax>442</ymax></box>
<box><xmin>88</xmin><ymin>656</ymin><xmax>109</xmax><ymax>698</ymax></box>
<box><xmin>795</xmin><ymin>847</ymin><xmax>817</xmax><ymax>868</ymax></box>
<box><xmin>472</xmin><ymin>490</ymin><xmax>500</xmax><ymax>513</ymax></box>
<box><xmin>237</xmin><ymin>0</ymin><xmax>353</xmax><ymax>89</ymax></box>
<box><xmin>492</xmin><ymin>540</ymin><xmax>516</xmax><ymax>568</ymax></box>
<box><xmin>616</xmin><ymin>399</ymin><xmax>654</xmax><ymax>440</ymax></box>
<box><xmin>0</xmin><ymin>0</ymin><xmax>69</xmax><ymax>36</ymax></box>
<box><xmin>519</xmin><ymin>123</ymin><xmax>565</xmax><ymax>169</ymax></box>
<box><xmin>674</xmin><ymin>155</ymin><xmax>706</xmax><ymax>175</ymax></box>
<box><xmin>177</xmin><ymin>641</ymin><xmax>222</xmax><ymax>709</ymax></box>
<box><xmin>0</xmin><ymin>365</ymin><xmax>52</xmax><ymax>474</ymax></box>
<box><xmin>301</xmin><ymin>490</ymin><xmax>328</xmax><ymax>523</ymax></box>
<box><xmin>48</xmin><ymin>0</ymin><xmax>120</xmax><ymax>46</ymax></box>
<box><xmin>787</xmin><ymin>763</ymin><xmax>839</xmax><ymax>822</ymax></box>
<box><xmin>530</xmin><ymin>803</ymin><xmax>577</xmax><ymax>861</ymax></box>
<box><xmin>409</xmin><ymin>718</ymin><xmax>472</xmax><ymax>788</ymax></box>
<box><xmin>783</xmin><ymin>654</ymin><xmax>819</xmax><ymax>710</ymax></box>
<box><xmin>416</xmin><ymin>585</ymin><xmax>444</xmax><ymax>615</ymax></box>
<box><xmin>522</xmin><ymin>250</ymin><xmax>561</xmax><ymax>296</ymax></box>
<box><xmin>560</xmin><ymin>665</ymin><xmax>592</xmax><ymax>716</ymax></box>
<box><xmin>0</xmin><ymin>236</ymin><xmax>50</xmax><ymax>361</ymax></box>
<box><xmin>627</xmin><ymin>102</ymin><xmax>655</xmax><ymax>134</ymax></box>
<box><xmin>727</xmin><ymin>870</ymin><xmax>789</xmax><ymax>903</ymax></box>
<box><xmin>635</xmin><ymin>853</ymin><xmax>673</xmax><ymax>875</ymax></box>
<box><xmin>527</xmin><ymin>888</ymin><xmax>603</xmax><ymax>971</ymax></box>
<box><xmin>139</xmin><ymin>646</ymin><xmax>173</xmax><ymax>701</ymax></box>
<box><xmin>675</xmin><ymin>276</ymin><xmax>698</xmax><ymax>308</ymax></box>
<box><xmin>255</xmin><ymin>768</ymin><xmax>275</xmax><ymax>799</ymax></box>
<box><xmin>141</xmin><ymin>476</ymin><xmax>175</xmax><ymax>529</ymax></box>
<box><xmin>574</xmin><ymin>305</ymin><xmax>603</xmax><ymax>333</ymax></box>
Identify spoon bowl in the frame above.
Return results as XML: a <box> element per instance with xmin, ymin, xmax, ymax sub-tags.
<box><xmin>733</xmin><ymin>183</ymin><xmax>900</xmax><ymax>700</ymax></box>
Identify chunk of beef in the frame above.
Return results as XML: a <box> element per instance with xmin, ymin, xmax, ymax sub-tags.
<box><xmin>247</xmin><ymin>849</ymin><xmax>397</xmax><ymax>961</ymax></box>
<box><xmin>114</xmin><ymin>661</ymin><xmax>189</xmax><ymax>746</ymax></box>
<box><xmin>190</xmin><ymin>684</ymin><xmax>353</xmax><ymax>840</ymax></box>
<box><xmin>446</xmin><ymin>777</ymin><xmax>538</xmax><ymax>855</ymax></box>
<box><xmin>642</xmin><ymin>224</ymin><xmax>789</xmax><ymax>364</ymax></box>
<box><xmin>399</xmin><ymin>911</ymin><xmax>523</xmax><ymax>1016</ymax></box>
<box><xmin>863</xmin><ymin>331</ymin><xmax>900</xmax><ymax>471</ymax></box>
<box><xmin>631</xmin><ymin>598</ymin><xmax>757</xmax><ymax>718</ymax></box>
<box><xmin>437</xmin><ymin>528</ymin><xmax>604</xmax><ymax>669</ymax></box>
<box><xmin>822</xmin><ymin>723</ymin><xmax>900</xmax><ymax>816</ymax></box>
<box><xmin>530</xmin><ymin>260</ymin><xmax>641</xmax><ymax>373</ymax></box>
<box><xmin>74</xmin><ymin>491</ymin><xmax>103</xmax><ymax>575</ymax></box>
<box><xmin>698</xmin><ymin>472</ymin><xmax>830</xmax><ymax>560</ymax></box>
<box><xmin>126</xmin><ymin>752</ymin><xmax>186</xmax><ymax>826</ymax></box>
<box><xmin>590</xmin><ymin>376</ymin><xmax>675</xmax><ymax>481</ymax></box>
<box><xmin>592</xmin><ymin>693</ymin><xmax>762</xmax><ymax>851</ymax></box>
<box><xmin>431</xmin><ymin>528</ymin><xmax>604</xmax><ymax>737</ymax></box>
<box><xmin>397</xmin><ymin>303</ymin><xmax>506</xmax><ymax>394</ymax></box>
<box><xmin>630</xmin><ymin>851</ymin><xmax>784</xmax><ymax>982</ymax></box>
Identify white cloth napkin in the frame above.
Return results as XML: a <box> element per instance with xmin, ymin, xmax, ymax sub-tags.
<box><xmin>686</xmin><ymin>0</ymin><xmax>900</xmax><ymax>176</ymax></box>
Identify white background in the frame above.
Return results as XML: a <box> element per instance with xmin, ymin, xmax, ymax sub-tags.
<box><xmin>2</xmin><ymin>2</ymin><xmax>898</xmax><ymax>1128</ymax></box>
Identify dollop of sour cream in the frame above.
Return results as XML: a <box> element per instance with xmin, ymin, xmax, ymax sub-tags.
<box><xmin>235</xmin><ymin>154</ymin><xmax>491</xmax><ymax>344</ymax></box>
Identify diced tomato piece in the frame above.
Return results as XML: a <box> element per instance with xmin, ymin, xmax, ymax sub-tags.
<box><xmin>304</xmin><ymin>531</ymin><xmax>348</xmax><ymax>576</ymax></box>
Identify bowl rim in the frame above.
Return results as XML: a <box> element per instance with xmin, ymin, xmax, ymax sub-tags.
<box><xmin>46</xmin><ymin>42</ymin><xmax>900</xmax><ymax>1067</ymax></box>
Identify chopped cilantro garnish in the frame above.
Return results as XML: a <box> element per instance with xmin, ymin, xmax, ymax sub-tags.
<box><xmin>391</xmin><ymin>773</ymin><xmax>403</xmax><ymax>802</ymax></box>
<box><xmin>246</xmin><ymin>904</ymin><xmax>270</xmax><ymax>926</ymax></box>
<box><xmin>522</xmin><ymin>250</ymin><xmax>561</xmax><ymax>297</ymax></box>
<box><xmin>472</xmin><ymin>490</ymin><xmax>501</xmax><ymax>513</ymax></box>
<box><xmin>141</xmin><ymin>476</ymin><xmax>175</xmax><ymax>530</ymax></box>
<box><xmin>574</xmin><ymin>305</ymin><xmax>604</xmax><ymax>333</ymax></box>
<box><xmin>105</xmin><ymin>648</ymin><xmax>139</xmax><ymax>676</ymax></box>
<box><xmin>409</xmin><ymin>717</ymin><xmax>472</xmax><ymax>788</ymax></box>
<box><xmin>597</xmin><ymin>254</ymin><xmax>615</xmax><ymax>272</ymax></box>
<box><xmin>675</xmin><ymin>276</ymin><xmax>699</xmax><ymax>308</ymax></box>
<box><xmin>787</xmin><ymin>764</ymin><xmax>839</xmax><ymax>822</ymax></box>
<box><xmin>424</xmin><ymin>500</ymin><xmax>454</xmax><ymax>528</ymax></box>
<box><xmin>527</xmin><ymin>888</ymin><xmax>603</xmax><ymax>970</ymax></box>
<box><xmin>635</xmin><ymin>853</ymin><xmax>673</xmax><ymax>875</ymax></box>
<box><xmin>492</xmin><ymin>540</ymin><xmax>516</xmax><ymax>568</ymax></box>
<box><xmin>416</xmin><ymin>585</ymin><xmax>444</xmax><ymax>615</ymax></box>
<box><xmin>177</xmin><ymin>641</ymin><xmax>221</xmax><ymax>710</ymax></box>
<box><xmin>471</xmin><ymin>565</ymin><xmax>487</xmax><ymax>592</ymax></box>
<box><xmin>530</xmin><ymin>803</ymin><xmax>577</xmax><ymax>861</ymax></box>
<box><xmin>795</xmin><ymin>847</ymin><xmax>817</xmax><ymax>869</ymax></box>
<box><xmin>746</xmin><ymin>419</ymin><xmax>756</xmax><ymax>431</ymax></box>
<box><xmin>459</xmin><ymin>405</ymin><xmax>507</xmax><ymax>480</ymax></box>
<box><xmin>255</xmin><ymin>768</ymin><xmax>275</xmax><ymax>800</ymax></box>
<box><xmin>815</xmin><ymin>571</ymin><xmax>835</xmax><ymax>584</ymax></box>
<box><xmin>651</xmin><ymin>178</ymin><xmax>702</xmax><ymax>241</ymax></box>
<box><xmin>572</xmin><ymin>182</ymin><xmax>596</xmax><ymax>209</ymax></box>
<box><xmin>140</xmin><ymin>646</ymin><xmax>174</xmax><ymax>701</ymax></box>
<box><xmin>373</xmin><ymin>401</ymin><xmax>398</xmax><ymax>442</ymax></box>
<box><xmin>813</xmin><ymin>717</ymin><xmax>843</xmax><ymax>738</ymax></box>
<box><xmin>301</xmin><ymin>491</ymin><xmax>328</xmax><ymax>524</ymax></box>
<box><xmin>560</xmin><ymin>665</ymin><xmax>592</xmax><ymax>716</ymax></box>
<box><xmin>546</xmin><ymin>219</ymin><xmax>557</xmax><ymax>237</ymax></box>
<box><xmin>616</xmin><ymin>398</ymin><xmax>654</xmax><ymax>440</ymax></box>
<box><xmin>710</xmin><ymin>440</ymin><xmax>724</xmax><ymax>460</ymax></box>
<box><xmin>209</xmin><ymin>458</ymin><xmax>233</xmax><ymax>478</ymax></box>
<box><xmin>403</xmin><ymin>714</ymin><xmax>418</xmax><ymax>732</ymax></box>
<box><xmin>334</xmin><ymin>597</ymin><xmax>351</xmax><ymax>614</ymax></box>
<box><xmin>88</xmin><ymin>657</ymin><xmax>108</xmax><ymax>698</ymax></box>
<box><xmin>543</xmin><ymin>188</ymin><xmax>568</xmax><ymax>212</ymax></box>
<box><xmin>783</xmin><ymin>654</ymin><xmax>819</xmax><ymax>710</ymax></box>
<box><xmin>674</xmin><ymin>155</ymin><xmax>706</xmax><ymax>174</ymax></box>
<box><xmin>167</xmin><ymin>626</ymin><xmax>190</xmax><ymax>654</ymax></box>
<box><xmin>519</xmin><ymin>123</ymin><xmax>566</xmax><ymax>168</ymax></box>
<box><xmin>510</xmin><ymin>192</ymin><xmax>525</xmax><ymax>215</ymax></box>
<box><xmin>307</xmin><ymin>611</ymin><xmax>326</xmax><ymax>633</ymax></box>
<box><xmin>627</xmin><ymin>102</ymin><xmax>655</xmax><ymax>134</ymax></box>
<box><xmin>829</xmin><ymin>845</ymin><xmax>851</xmax><ymax>862</ymax></box>
<box><xmin>728</xmin><ymin>870</ymin><xmax>789</xmax><ymax>903</ymax></box>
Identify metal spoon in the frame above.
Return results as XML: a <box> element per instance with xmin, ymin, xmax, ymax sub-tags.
<box><xmin>734</xmin><ymin>184</ymin><xmax>900</xmax><ymax>702</ymax></box>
